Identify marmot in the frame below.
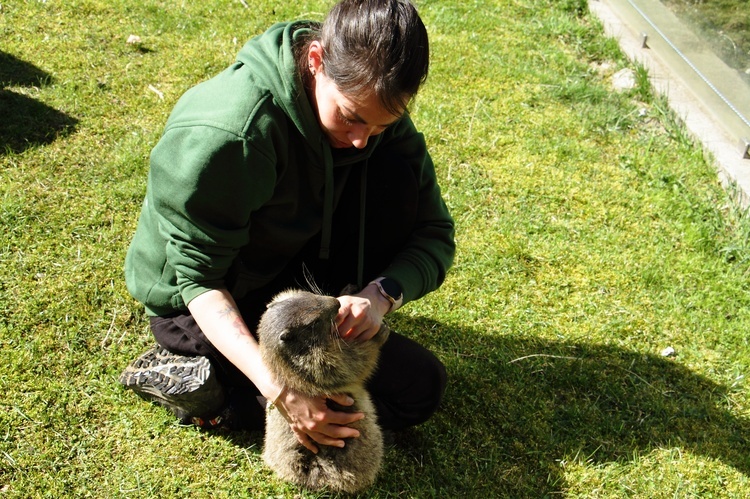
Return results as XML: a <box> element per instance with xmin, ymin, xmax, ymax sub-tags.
<box><xmin>258</xmin><ymin>289</ymin><xmax>390</xmax><ymax>493</ymax></box>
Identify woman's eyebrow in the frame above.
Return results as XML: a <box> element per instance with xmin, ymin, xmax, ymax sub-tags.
<box><xmin>341</xmin><ymin>104</ymin><xmax>400</xmax><ymax>127</ymax></box>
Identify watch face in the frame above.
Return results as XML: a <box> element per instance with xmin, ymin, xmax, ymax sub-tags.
<box><xmin>380</xmin><ymin>278</ymin><xmax>402</xmax><ymax>300</ymax></box>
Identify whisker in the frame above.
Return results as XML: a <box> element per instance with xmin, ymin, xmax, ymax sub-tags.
<box><xmin>299</xmin><ymin>264</ymin><xmax>324</xmax><ymax>295</ymax></box>
<box><xmin>331</xmin><ymin>319</ymin><xmax>345</xmax><ymax>352</ymax></box>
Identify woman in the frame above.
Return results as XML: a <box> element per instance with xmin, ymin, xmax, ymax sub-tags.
<box><xmin>121</xmin><ymin>0</ymin><xmax>454</xmax><ymax>454</ymax></box>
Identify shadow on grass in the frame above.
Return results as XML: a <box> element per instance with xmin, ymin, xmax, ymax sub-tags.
<box><xmin>373</xmin><ymin>315</ymin><xmax>750</xmax><ymax>497</ymax></box>
<box><xmin>199</xmin><ymin>314</ymin><xmax>748</xmax><ymax>497</ymax></box>
<box><xmin>0</xmin><ymin>51</ymin><xmax>78</xmax><ymax>154</ymax></box>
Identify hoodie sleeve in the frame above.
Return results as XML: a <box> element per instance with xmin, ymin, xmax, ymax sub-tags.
<box><xmin>376</xmin><ymin>116</ymin><xmax>456</xmax><ymax>304</ymax></box>
<box><xmin>148</xmin><ymin>121</ymin><xmax>278</xmax><ymax>307</ymax></box>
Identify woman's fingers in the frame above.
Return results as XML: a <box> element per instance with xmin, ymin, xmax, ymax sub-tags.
<box><xmin>293</xmin><ymin>428</ymin><xmax>319</xmax><ymax>454</ymax></box>
<box><xmin>336</xmin><ymin>295</ymin><xmax>382</xmax><ymax>342</ymax></box>
<box><xmin>281</xmin><ymin>392</ymin><xmax>364</xmax><ymax>451</ymax></box>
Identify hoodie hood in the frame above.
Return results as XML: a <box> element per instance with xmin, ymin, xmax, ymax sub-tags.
<box><xmin>236</xmin><ymin>22</ymin><xmax>383</xmax><ymax>163</ymax></box>
<box><xmin>237</xmin><ymin>22</ymin><xmax>337</xmax><ymax>259</ymax></box>
<box><xmin>236</xmin><ymin>22</ymin><xmax>384</xmax><ymax>262</ymax></box>
<box><xmin>236</xmin><ymin>22</ymin><xmax>322</xmax><ymax>151</ymax></box>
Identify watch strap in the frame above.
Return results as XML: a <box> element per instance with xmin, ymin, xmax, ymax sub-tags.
<box><xmin>370</xmin><ymin>277</ymin><xmax>404</xmax><ymax>313</ymax></box>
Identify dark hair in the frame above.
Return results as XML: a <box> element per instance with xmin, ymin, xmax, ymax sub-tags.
<box><xmin>299</xmin><ymin>0</ymin><xmax>429</xmax><ymax>114</ymax></box>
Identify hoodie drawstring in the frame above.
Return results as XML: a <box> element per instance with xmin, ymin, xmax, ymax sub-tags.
<box><xmin>356</xmin><ymin>160</ymin><xmax>368</xmax><ymax>290</ymax></box>
<box><xmin>318</xmin><ymin>151</ymin><xmax>368</xmax><ymax>291</ymax></box>
<box><xmin>318</xmin><ymin>145</ymin><xmax>334</xmax><ymax>261</ymax></box>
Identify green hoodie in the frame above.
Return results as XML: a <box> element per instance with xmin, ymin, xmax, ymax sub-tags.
<box><xmin>124</xmin><ymin>21</ymin><xmax>455</xmax><ymax>317</ymax></box>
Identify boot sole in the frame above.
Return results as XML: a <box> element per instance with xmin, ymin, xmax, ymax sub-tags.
<box><xmin>119</xmin><ymin>347</ymin><xmax>225</xmax><ymax>419</ymax></box>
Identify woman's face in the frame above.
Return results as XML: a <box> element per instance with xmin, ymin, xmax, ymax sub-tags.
<box><xmin>306</xmin><ymin>42</ymin><xmax>404</xmax><ymax>149</ymax></box>
<box><xmin>311</xmin><ymin>72</ymin><xmax>403</xmax><ymax>149</ymax></box>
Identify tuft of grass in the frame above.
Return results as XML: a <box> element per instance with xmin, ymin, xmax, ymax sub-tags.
<box><xmin>1</xmin><ymin>0</ymin><xmax>749</xmax><ymax>497</ymax></box>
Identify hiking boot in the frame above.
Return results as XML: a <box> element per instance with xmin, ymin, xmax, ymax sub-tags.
<box><xmin>119</xmin><ymin>346</ymin><xmax>226</xmax><ymax>423</ymax></box>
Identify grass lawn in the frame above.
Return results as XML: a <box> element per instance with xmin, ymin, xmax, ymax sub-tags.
<box><xmin>2</xmin><ymin>0</ymin><xmax>749</xmax><ymax>496</ymax></box>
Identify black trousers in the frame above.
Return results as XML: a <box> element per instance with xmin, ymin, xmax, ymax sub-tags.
<box><xmin>149</xmin><ymin>151</ymin><xmax>447</xmax><ymax>431</ymax></box>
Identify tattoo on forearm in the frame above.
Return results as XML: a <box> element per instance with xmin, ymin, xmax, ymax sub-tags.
<box><xmin>216</xmin><ymin>305</ymin><xmax>249</xmax><ymax>338</ymax></box>
<box><xmin>217</xmin><ymin>305</ymin><xmax>236</xmax><ymax>320</ymax></box>
<box><xmin>232</xmin><ymin>316</ymin><xmax>246</xmax><ymax>337</ymax></box>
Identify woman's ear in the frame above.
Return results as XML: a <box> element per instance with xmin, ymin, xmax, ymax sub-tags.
<box><xmin>307</xmin><ymin>41</ymin><xmax>324</xmax><ymax>75</ymax></box>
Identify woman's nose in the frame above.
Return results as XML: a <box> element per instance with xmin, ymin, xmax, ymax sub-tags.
<box><xmin>348</xmin><ymin>125</ymin><xmax>373</xmax><ymax>149</ymax></box>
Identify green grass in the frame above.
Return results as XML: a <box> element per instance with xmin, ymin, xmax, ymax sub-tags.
<box><xmin>2</xmin><ymin>0</ymin><xmax>750</xmax><ymax>496</ymax></box>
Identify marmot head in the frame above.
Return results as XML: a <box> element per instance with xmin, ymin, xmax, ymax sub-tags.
<box><xmin>258</xmin><ymin>289</ymin><xmax>388</xmax><ymax>395</ymax></box>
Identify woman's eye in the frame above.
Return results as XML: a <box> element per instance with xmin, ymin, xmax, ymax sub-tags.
<box><xmin>337</xmin><ymin>110</ymin><xmax>354</xmax><ymax>126</ymax></box>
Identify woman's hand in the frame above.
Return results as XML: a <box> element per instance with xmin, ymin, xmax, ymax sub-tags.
<box><xmin>336</xmin><ymin>283</ymin><xmax>391</xmax><ymax>342</ymax></box>
<box><xmin>274</xmin><ymin>388</ymin><xmax>364</xmax><ymax>454</ymax></box>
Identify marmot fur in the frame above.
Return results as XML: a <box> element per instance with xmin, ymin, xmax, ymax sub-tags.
<box><xmin>258</xmin><ymin>289</ymin><xmax>389</xmax><ymax>494</ymax></box>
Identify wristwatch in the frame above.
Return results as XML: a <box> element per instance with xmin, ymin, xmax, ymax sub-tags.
<box><xmin>371</xmin><ymin>277</ymin><xmax>403</xmax><ymax>313</ymax></box>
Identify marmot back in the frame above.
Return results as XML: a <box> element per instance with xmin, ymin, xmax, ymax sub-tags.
<box><xmin>258</xmin><ymin>289</ymin><xmax>390</xmax><ymax>493</ymax></box>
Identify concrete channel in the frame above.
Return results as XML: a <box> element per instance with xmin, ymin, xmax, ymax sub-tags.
<box><xmin>589</xmin><ymin>0</ymin><xmax>750</xmax><ymax>205</ymax></box>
